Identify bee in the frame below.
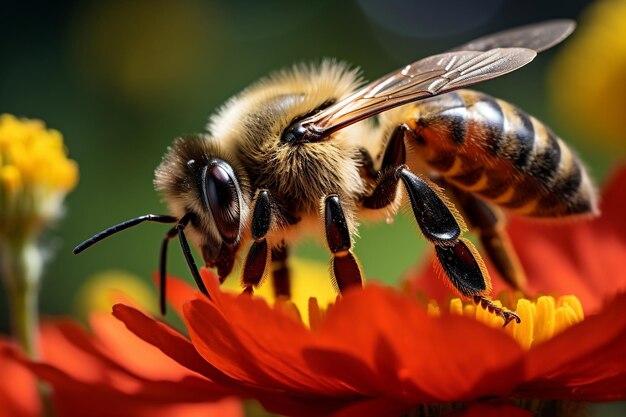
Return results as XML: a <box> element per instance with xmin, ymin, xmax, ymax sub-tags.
<box><xmin>75</xmin><ymin>20</ymin><xmax>596</xmax><ymax>326</ymax></box>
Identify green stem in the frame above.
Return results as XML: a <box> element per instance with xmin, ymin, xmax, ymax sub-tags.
<box><xmin>1</xmin><ymin>239</ymin><xmax>56</xmax><ymax>416</ymax></box>
<box><xmin>1</xmin><ymin>239</ymin><xmax>41</xmax><ymax>358</ymax></box>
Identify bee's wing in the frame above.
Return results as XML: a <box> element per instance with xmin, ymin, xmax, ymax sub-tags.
<box><xmin>449</xmin><ymin>19</ymin><xmax>575</xmax><ymax>53</ymax></box>
<box><xmin>305</xmin><ymin>48</ymin><xmax>536</xmax><ymax>135</ymax></box>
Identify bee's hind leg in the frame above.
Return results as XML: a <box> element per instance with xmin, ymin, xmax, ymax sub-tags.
<box><xmin>441</xmin><ymin>182</ymin><xmax>527</xmax><ymax>292</ymax></box>
<box><xmin>365</xmin><ymin>125</ymin><xmax>519</xmax><ymax>325</ymax></box>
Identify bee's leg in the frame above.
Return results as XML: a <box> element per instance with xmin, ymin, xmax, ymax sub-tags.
<box><xmin>363</xmin><ymin>164</ymin><xmax>519</xmax><ymax>325</ymax></box>
<box><xmin>324</xmin><ymin>194</ymin><xmax>363</xmax><ymax>292</ymax></box>
<box><xmin>365</xmin><ymin>165</ymin><xmax>462</xmax><ymax>244</ymax></box>
<box><xmin>401</xmin><ymin>171</ymin><xmax>519</xmax><ymax>325</ymax></box>
<box><xmin>474</xmin><ymin>295</ymin><xmax>521</xmax><ymax>327</ymax></box>
<box><xmin>357</xmin><ymin>148</ymin><xmax>379</xmax><ymax>180</ymax></box>
<box><xmin>159</xmin><ymin>225</ymin><xmax>179</xmax><ymax>315</ymax></box>
<box><xmin>202</xmin><ymin>241</ymin><xmax>236</xmax><ymax>284</ymax></box>
<box><xmin>271</xmin><ymin>243</ymin><xmax>291</xmax><ymax>298</ymax></box>
<box><xmin>443</xmin><ymin>182</ymin><xmax>527</xmax><ymax>291</ymax></box>
<box><xmin>435</xmin><ymin>239</ymin><xmax>520</xmax><ymax>327</ymax></box>
<box><xmin>242</xmin><ymin>190</ymin><xmax>272</xmax><ymax>294</ymax></box>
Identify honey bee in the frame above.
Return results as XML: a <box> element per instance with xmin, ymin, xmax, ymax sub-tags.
<box><xmin>75</xmin><ymin>20</ymin><xmax>596</xmax><ymax>326</ymax></box>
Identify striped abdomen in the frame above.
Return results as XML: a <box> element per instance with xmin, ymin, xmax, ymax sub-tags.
<box><xmin>405</xmin><ymin>89</ymin><xmax>597</xmax><ymax>217</ymax></box>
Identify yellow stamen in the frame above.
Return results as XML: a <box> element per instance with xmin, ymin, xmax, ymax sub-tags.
<box><xmin>308</xmin><ymin>297</ymin><xmax>324</xmax><ymax>331</ymax></box>
<box><xmin>514</xmin><ymin>299</ymin><xmax>534</xmax><ymax>349</ymax></box>
<box><xmin>449</xmin><ymin>298</ymin><xmax>463</xmax><ymax>316</ymax></box>
<box><xmin>475</xmin><ymin>298</ymin><xmax>504</xmax><ymax>329</ymax></box>
<box><xmin>554</xmin><ymin>302</ymin><xmax>580</xmax><ymax>335</ymax></box>
<box><xmin>427</xmin><ymin>300</ymin><xmax>440</xmax><ymax>317</ymax></box>
<box><xmin>558</xmin><ymin>295</ymin><xmax>584</xmax><ymax>321</ymax></box>
<box><xmin>274</xmin><ymin>296</ymin><xmax>302</xmax><ymax>323</ymax></box>
<box><xmin>462</xmin><ymin>303</ymin><xmax>476</xmax><ymax>319</ymax></box>
<box><xmin>430</xmin><ymin>294</ymin><xmax>585</xmax><ymax>349</ymax></box>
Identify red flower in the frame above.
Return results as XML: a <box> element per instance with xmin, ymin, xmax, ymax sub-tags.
<box><xmin>0</xmin><ymin>311</ymin><xmax>243</xmax><ymax>417</ymax></box>
<box><xmin>108</xmin><ymin>270</ymin><xmax>626</xmax><ymax>416</ymax></box>
<box><xmin>108</xmin><ymin>166</ymin><xmax>626</xmax><ymax>416</ymax></box>
<box><xmin>8</xmin><ymin>167</ymin><xmax>626</xmax><ymax>417</ymax></box>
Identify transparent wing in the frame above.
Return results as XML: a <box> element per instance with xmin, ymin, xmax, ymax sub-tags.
<box><xmin>449</xmin><ymin>19</ymin><xmax>575</xmax><ymax>53</ymax></box>
<box><xmin>304</xmin><ymin>47</ymin><xmax>536</xmax><ymax>135</ymax></box>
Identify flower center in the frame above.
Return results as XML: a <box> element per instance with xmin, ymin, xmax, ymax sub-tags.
<box><xmin>428</xmin><ymin>294</ymin><xmax>584</xmax><ymax>349</ymax></box>
<box><xmin>272</xmin><ymin>288</ymin><xmax>584</xmax><ymax>349</ymax></box>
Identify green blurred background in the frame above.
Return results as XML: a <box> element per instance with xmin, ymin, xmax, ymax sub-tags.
<box><xmin>2</xmin><ymin>1</ymin><xmax>626</xmax><ymax>413</ymax></box>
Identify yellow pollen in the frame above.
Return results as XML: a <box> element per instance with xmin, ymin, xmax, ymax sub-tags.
<box><xmin>435</xmin><ymin>294</ymin><xmax>585</xmax><ymax>349</ymax></box>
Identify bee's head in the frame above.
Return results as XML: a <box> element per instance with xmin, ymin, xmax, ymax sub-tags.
<box><xmin>155</xmin><ymin>134</ymin><xmax>250</xmax><ymax>273</ymax></box>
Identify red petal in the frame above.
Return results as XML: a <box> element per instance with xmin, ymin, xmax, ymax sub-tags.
<box><xmin>5</xmin><ymin>341</ymin><xmax>237</xmax><ymax>416</ymax></box>
<box><xmin>597</xmin><ymin>165</ymin><xmax>626</xmax><ymax>237</ymax></box>
<box><xmin>88</xmin><ymin>312</ymin><xmax>203</xmax><ymax>381</ymax></box>
<box><xmin>305</xmin><ymin>285</ymin><xmax>525</xmax><ymax>403</ymax></box>
<box><xmin>183</xmin><ymin>294</ymin><xmax>352</xmax><ymax>395</ymax></box>
<box><xmin>111</xmin><ymin>303</ymin><xmax>240</xmax><ymax>390</ymax></box>
<box><xmin>39</xmin><ymin>320</ymin><xmax>112</xmax><ymax>383</ymax></box>
<box><xmin>51</xmin><ymin>385</ymin><xmax>243</xmax><ymax>417</ymax></box>
<box><xmin>0</xmin><ymin>341</ymin><xmax>40</xmax><ymax>417</ymax></box>
<box><xmin>155</xmin><ymin>272</ymin><xmax>205</xmax><ymax>318</ymax></box>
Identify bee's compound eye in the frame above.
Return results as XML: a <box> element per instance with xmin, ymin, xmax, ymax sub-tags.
<box><xmin>202</xmin><ymin>159</ymin><xmax>241</xmax><ymax>244</ymax></box>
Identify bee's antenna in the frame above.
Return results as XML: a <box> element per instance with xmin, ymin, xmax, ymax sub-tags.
<box><xmin>73</xmin><ymin>214</ymin><xmax>178</xmax><ymax>254</ymax></box>
<box><xmin>73</xmin><ymin>213</ymin><xmax>211</xmax><ymax>316</ymax></box>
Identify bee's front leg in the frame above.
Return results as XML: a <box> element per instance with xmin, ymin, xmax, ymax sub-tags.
<box><xmin>241</xmin><ymin>191</ymin><xmax>294</xmax><ymax>298</ymax></box>
<box><xmin>324</xmin><ymin>194</ymin><xmax>363</xmax><ymax>293</ymax></box>
<box><xmin>242</xmin><ymin>190</ymin><xmax>272</xmax><ymax>294</ymax></box>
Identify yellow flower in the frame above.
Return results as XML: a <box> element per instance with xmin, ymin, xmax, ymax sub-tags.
<box><xmin>549</xmin><ymin>0</ymin><xmax>626</xmax><ymax>150</ymax></box>
<box><xmin>0</xmin><ymin>114</ymin><xmax>78</xmax><ymax>240</ymax></box>
<box><xmin>73</xmin><ymin>270</ymin><xmax>157</xmax><ymax>318</ymax></box>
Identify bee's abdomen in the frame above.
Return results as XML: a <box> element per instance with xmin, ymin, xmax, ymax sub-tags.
<box><xmin>407</xmin><ymin>90</ymin><xmax>597</xmax><ymax>217</ymax></box>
